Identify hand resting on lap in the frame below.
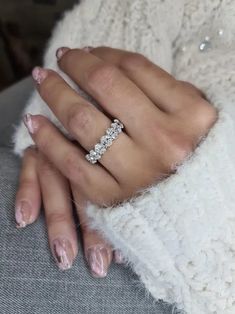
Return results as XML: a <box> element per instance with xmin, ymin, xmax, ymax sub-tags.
<box><xmin>15</xmin><ymin>47</ymin><xmax>217</xmax><ymax>275</ymax></box>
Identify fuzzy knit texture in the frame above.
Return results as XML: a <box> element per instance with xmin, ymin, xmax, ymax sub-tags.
<box><xmin>12</xmin><ymin>0</ymin><xmax>235</xmax><ymax>313</ymax></box>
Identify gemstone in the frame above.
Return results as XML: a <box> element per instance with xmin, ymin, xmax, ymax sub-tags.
<box><xmin>105</xmin><ymin>137</ymin><xmax>113</xmax><ymax>147</ymax></box>
<box><xmin>90</xmin><ymin>150</ymin><xmax>98</xmax><ymax>157</ymax></box>
<box><xmin>111</xmin><ymin>122</ymin><xmax>117</xmax><ymax>128</ymax></box>
<box><xmin>111</xmin><ymin>131</ymin><xmax>118</xmax><ymax>139</ymax></box>
<box><xmin>86</xmin><ymin>154</ymin><xmax>97</xmax><ymax>164</ymax></box>
<box><xmin>95</xmin><ymin>144</ymin><xmax>106</xmax><ymax>154</ymax></box>
<box><xmin>114</xmin><ymin>119</ymin><xmax>124</xmax><ymax>128</ymax></box>
<box><xmin>101</xmin><ymin>135</ymin><xmax>108</xmax><ymax>144</ymax></box>
<box><xmin>106</xmin><ymin>128</ymin><xmax>114</xmax><ymax>135</ymax></box>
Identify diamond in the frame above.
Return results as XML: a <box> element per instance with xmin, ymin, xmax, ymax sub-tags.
<box><xmin>111</xmin><ymin>131</ymin><xmax>118</xmax><ymax>139</ymax></box>
<box><xmin>101</xmin><ymin>135</ymin><xmax>108</xmax><ymax>144</ymax></box>
<box><xmin>86</xmin><ymin>154</ymin><xmax>97</xmax><ymax>164</ymax></box>
<box><xmin>106</xmin><ymin>128</ymin><xmax>114</xmax><ymax>135</ymax></box>
<box><xmin>106</xmin><ymin>137</ymin><xmax>113</xmax><ymax>147</ymax></box>
<box><xmin>90</xmin><ymin>150</ymin><xmax>99</xmax><ymax>157</ymax></box>
<box><xmin>95</xmin><ymin>144</ymin><xmax>106</xmax><ymax>154</ymax></box>
<box><xmin>111</xmin><ymin>122</ymin><xmax>117</xmax><ymax>128</ymax></box>
<box><xmin>114</xmin><ymin>119</ymin><xmax>124</xmax><ymax>128</ymax></box>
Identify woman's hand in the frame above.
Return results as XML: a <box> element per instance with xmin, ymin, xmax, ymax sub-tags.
<box><xmin>23</xmin><ymin>47</ymin><xmax>217</xmax><ymax>206</ymax></box>
<box><xmin>15</xmin><ymin>146</ymin><xmax>124</xmax><ymax>276</ymax></box>
<box><xmin>16</xmin><ymin>46</ymin><xmax>217</xmax><ymax>274</ymax></box>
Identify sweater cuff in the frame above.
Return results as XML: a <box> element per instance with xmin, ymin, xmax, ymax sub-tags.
<box><xmin>86</xmin><ymin>109</ymin><xmax>235</xmax><ymax>313</ymax></box>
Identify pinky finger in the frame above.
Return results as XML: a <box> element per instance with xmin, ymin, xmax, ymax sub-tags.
<box><xmin>15</xmin><ymin>146</ymin><xmax>41</xmax><ymax>228</ymax></box>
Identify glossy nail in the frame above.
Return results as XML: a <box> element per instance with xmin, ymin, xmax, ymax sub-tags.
<box><xmin>56</xmin><ymin>47</ymin><xmax>70</xmax><ymax>60</ymax></box>
<box><xmin>87</xmin><ymin>246</ymin><xmax>110</xmax><ymax>278</ymax></box>
<box><xmin>52</xmin><ymin>238</ymin><xmax>74</xmax><ymax>271</ymax></box>
<box><xmin>114</xmin><ymin>249</ymin><xmax>125</xmax><ymax>264</ymax></box>
<box><xmin>15</xmin><ymin>200</ymin><xmax>32</xmax><ymax>228</ymax></box>
<box><xmin>32</xmin><ymin>66</ymin><xmax>48</xmax><ymax>84</ymax></box>
<box><xmin>82</xmin><ymin>46</ymin><xmax>94</xmax><ymax>53</ymax></box>
<box><xmin>23</xmin><ymin>114</ymin><xmax>38</xmax><ymax>134</ymax></box>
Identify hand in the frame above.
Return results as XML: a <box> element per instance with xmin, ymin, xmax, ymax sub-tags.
<box><xmin>23</xmin><ymin>47</ymin><xmax>217</xmax><ymax>206</ymax></box>
<box><xmin>15</xmin><ymin>146</ymin><xmax>124</xmax><ymax>275</ymax></box>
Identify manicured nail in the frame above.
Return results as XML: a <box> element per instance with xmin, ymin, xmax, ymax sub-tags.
<box><xmin>114</xmin><ymin>249</ymin><xmax>125</xmax><ymax>264</ymax></box>
<box><xmin>15</xmin><ymin>200</ymin><xmax>32</xmax><ymax>228</ymax></box>
<box><xmin>82</xmin><ymin>46</ymin><xmax>94</xmax><ymax>53</ymax></box>
<box><xmin>23</xmin><ymin>114</ymin><xmax>38</xmax><ymax>134</ymax></box>
<box><xmin>87</xmin><ymin>246</ymin><xmax>110</xmax><ymax>278</ymax></box>
<box><xmin>56</xmin><ymin>47</ymin><xmax>70</xmax><ymax>60</ymax></box>
<box><xmin>52</xmin><ymin>238</ymin><xmax>74</xmax><ymax>271</ymax></box>
<box><xmin>32</xmin><ymin>66</ymin><xmax>48</xmax><ymax>84</ymax></box>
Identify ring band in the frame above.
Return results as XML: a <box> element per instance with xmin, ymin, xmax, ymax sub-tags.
<box><xmin>86</xmin><ymin>119</ymin><xmax>124</xmax><ymax>164</ymax></box>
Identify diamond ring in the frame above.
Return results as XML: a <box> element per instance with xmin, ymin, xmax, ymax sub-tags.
<box><xmin>85</xmin><ymin>119</ymin><xmax>124</xmax><ymax>164</ymax></box>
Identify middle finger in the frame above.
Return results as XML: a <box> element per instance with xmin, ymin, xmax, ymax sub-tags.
<box><xmin>56</xmin><ymin>48</ymin><xmax>163</xmax><ymax>139</ymax></box>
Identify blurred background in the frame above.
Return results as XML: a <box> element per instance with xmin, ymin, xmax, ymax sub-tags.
<box><xmin>0</xmin><ymin>0</ymin><xmax>78</xmax><ymax>92</ymax></box>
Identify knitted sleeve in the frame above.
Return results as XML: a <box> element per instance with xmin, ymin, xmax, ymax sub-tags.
<box><xmin>85</xmin><ymin>3</ymin><xmax>235</xmax><ymax>314</ymax></box>
<box><xmin>12</xmin><ymin>0</ymin><xmax>235</xmax><ymax>313</ymax></box>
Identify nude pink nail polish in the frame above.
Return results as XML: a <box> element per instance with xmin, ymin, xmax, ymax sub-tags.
<box><xmin>52</xmin><ymin>238</ymin><xmax>74</xmax><ymax>271</ymax></box>
<box><xmin>82</xmin><ymin>46</ymin><xmax>94</xmax><ymax>53</ymax></box>
<box><xmin>32</xmin><ymin>66</ymin><xmax>48</xmax><ymax>84</ymax></box>
<box><xmin>87</xmin><ymin>246</ymin><xmax>111</xmax><ymax>278</ymax></box>
<box><xmin>23</xmin><ymin>114</ymin><xmax>38</xmax><ymax>134</ymax></box>
<box><xmin>15</xmin><ymin>200</ymin><xmax>32</xmax><ymax>228</ymax></box>
<box><xmin>56</xmin><ymin>47</ymin><xmax>70</xmax><ymax>60</ymax></box>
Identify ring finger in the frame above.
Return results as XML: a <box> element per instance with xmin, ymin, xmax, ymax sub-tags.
<box><xmin>31</xmin><ymin>68</ymin><xmax>139</xmax><ymax>177</ymax></box>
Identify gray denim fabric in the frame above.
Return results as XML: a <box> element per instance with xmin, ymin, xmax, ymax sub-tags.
<box><xmin>0</xmin><ymin>79</ymin><xmax>174</xmax><ymax>313</ymax></box>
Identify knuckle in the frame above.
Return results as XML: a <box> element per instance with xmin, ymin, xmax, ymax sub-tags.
<box><xmin>120</xmin><ymin>52</ymin><xmax>149</xmax><ymax>71</ymax></box>
<box><xmin>39</xmin><ymin>72</ymin><xmax>65</xmax><ymax>101</ymax></box>
<box><xmin>68</xmin><ymin>105</ymin><xmax>92</xmax><ymax>135</ymax></box>
<box><xmin>163</xmin><ymin>132</ymin><xmax>193</xmax><ymax>170</ymax></box>
<box><xmin>23</xmin><ymin>146</ymin><xmax>38</xmax><ymax>161</ymax></box>
<box><xmin>59</xmin><ymin>48</ymin><xmax>77</xmax><ymax>68</ymax></box>
<box><xmin>38</xmin><ymin>158</ymin><xmax>54</xmax><ymax>177</ymax></box>
<box><xmin>191</xmin><ymin>99</ymin><xmax>218</xmax><ymax>128</ymax></box>
<box><xmin>46</xmin><ymin>212</ymin><xmax>70</xmax><ymax>228</ymax></box>
<box><xmin>179</xmin><ymin>80</ymin><xmax>206</xmax><ymax>98</ymax></box>
<box><xmin>165</xmin><ymin>79</ymin><xmax>179</xmax><ymax>92</ymax></box>
<box><xmin>86</xmin><ymin>63</ymin><xmax>118</xmax><ymax>92</ymax></box>
<box><xmin>19</xmin><ymin>177</ymin><xmax>35</xmax><ymax>190</ymax></box>
<box><xmin>63</xmin><ymin>152</ymin><xmax>85</xmax><ymax>184</ymax></box>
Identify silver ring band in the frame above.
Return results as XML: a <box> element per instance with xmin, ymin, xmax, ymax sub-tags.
<box><xmin>86</xmin><ymin>119</ymin><xmax>124</xmax><ymax>164</ymax></box>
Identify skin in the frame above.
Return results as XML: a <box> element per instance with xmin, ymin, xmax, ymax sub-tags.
<box><xmin>15</xmin><ymin>46</ymin><xmax>217</xmax><ymax>276</ymax></box>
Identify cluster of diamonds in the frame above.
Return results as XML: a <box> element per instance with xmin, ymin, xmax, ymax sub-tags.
<box><xmin>86</xmin><ymin>119</ymin><xmax>124</xmax><ymax>164</ymax></box>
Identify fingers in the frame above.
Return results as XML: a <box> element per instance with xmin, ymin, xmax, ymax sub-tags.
<box><xmin>72</xmin><ymin>189</ymin><xmax>113</xmax><ymax>278</ymax></box>
<box><xmin>31</xmin><ymin>67</ymin><xmax>115</xmax><ymax>150</ymax></box>
<box><xmin>55</xmin><ymin>47</ymin><xmax>162</xmax><ymax>140</ymax></box>
<box><xmin>31</xmin><ymin>68</ymin><xmax>138</xmax><ymax>176</ymax></box>
<box><xmin>37</xmin><ymin>152</ymin><xmax>78</xmax><ymax>270</ymax></box>
<box><xmin>82</xmin><ymin>46</ymin><xmax>206</xmax><ymax>114</ymax></box>
<box><xmin>15</xmin><ymin>147</ymin><xmax>41</xmax><ymax>228</ymax></box>
<box><xmin>23</xmin><ymin>114</ymin><xmax>122</xmax><ymax>205</ymax></box>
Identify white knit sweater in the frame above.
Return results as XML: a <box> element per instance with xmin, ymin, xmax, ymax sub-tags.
<box><xmin>13</xmin><ymin>1</ymin><xmax>235</xmax><ymax>313</ymax></box>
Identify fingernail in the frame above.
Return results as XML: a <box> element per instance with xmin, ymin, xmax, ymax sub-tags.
<box><xmin>15</xmin><ymin>200</ymin><xmax>32</xmax><ymax>228</ymax></box>
<box><xmin>56</xmin><ymin>47</ymin><xmax>70</xmax><ymax>60</ymax></box>
<box><xmin>32</xmin><ymin>66</ymin><xmax>48</xmax><ymax>84</ymax></box>
<box><xmin>114</xmin><ymin>249</ymin><xmax>125</xmax><ymax>264</ymax></box>
<box><xmin>23</xmin><ymin>114</ymin><xmax>38</xmax><ymax>134</ymax></box>
<box><xmin>87</xmin><ymin>246</ymin><xmax>110</xmax><ymax>278</ymax></box>
<box><xmin>82</xmin><ymin>46</ymin><xmax>94</xmax><ymax>53</ymax></box>
<box><xmin>52</xmin><ymin>238</ymin><xmax>74</xmax><ymax>271</ymax></box>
